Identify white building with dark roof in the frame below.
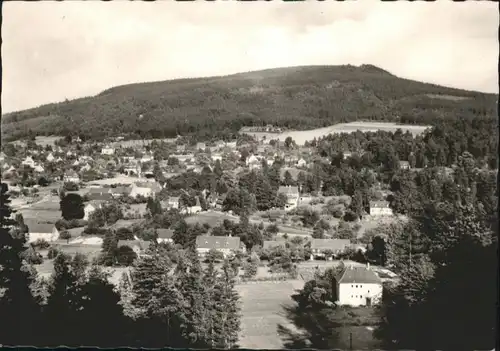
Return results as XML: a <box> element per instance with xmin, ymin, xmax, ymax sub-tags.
<box><xmin>336</xmin><ymin>264</ymin><xmax>383</xmax><ymax>307</ymax></box>
<box><xmin>24</xmin><ymin>220</ymin><xmax>60</xmax><ymax>244</ymax></box>
<box><xmin>196</xmin><ymin>235</ymin><xmax>242</xmax><ymax>258</ymax></box>
<box><xmin>277</xmin><ymin>185</ymin><xmax>300</xmax><ymax>211</ymax></box>
<box><xmin>369</xmin><ymin>201</ymin><xmax>393</xmax><ymax>216</ymax></box>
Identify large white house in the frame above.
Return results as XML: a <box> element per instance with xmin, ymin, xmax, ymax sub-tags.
<box><xmin>336</xmin><ymin>264</ymin><xmax>383</xmax><ymax>307</ymax></box>
<box><xmin>369</xmin><ymin>201</ymin><xmax>393</xmax><ymax>216</ymax></box>
<box><xmin>25</xmin><ymin>220</ymin><xmax>60</xmax><ymax>244</ymax></box>
<box><xmin>196</xmin><ymin>235</ymin><xmax>242</xmax><ymax>258</ymax></box>
<box><xmin>101</xmin><ymin>145</ymin><xmax>115</xmax><ymax>155</ymax></box>
<box><xmin>278</xmin><ymin>185</ymin><xmax>300</xmax><ymax>211</ymax></box>
<box><xmin>63</xmin><ymin>170</ymin><xmax>80</xmax><ymax>184</ymax></box>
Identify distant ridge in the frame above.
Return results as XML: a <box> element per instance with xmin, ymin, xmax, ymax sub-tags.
<box><xmin>2</xmin><ymin>64</ymin><xmax>496</xmax><ymax>142</ymax></box>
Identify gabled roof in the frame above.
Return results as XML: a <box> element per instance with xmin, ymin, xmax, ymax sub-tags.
<box><xmin>87</xmin><ymin>193</ymin><xmax>114</xmax><ymax>201</ymax></box>
<box><xmin>263</xmin><ymin>240</ymin><xmax>286</xmax><ymax>250</ymax></box>
<box><xmin>311</xmin><ymin>239</ymin><xmax>350</xmax><ymax>251</ymax></box>
<box><xmin>157</xmin><ymin>228</ymin><xmax>174</xmax><ymax>239</ymax></box>
<box><xmin>24</xmin><ymin>220</ymin><xmax>55</xmax><ymax>234</ymax></box>
<box><xmin>370</xmin><ymin>200</ymin><xmax>390</xmax><ymax>208</ymax></box>
<box><xmin>117</xmin><ymin>240</ymin><xmax>151</xmax><ymax>251</ymax></box>
<box><xmin>278</xmin><ymin>186</ymin><xmax>299</xmax><ymax>195</ymax></box>
<box><xmin>196</xmin><ymin>235</ymin><xmax>240</xmax><ymax>250</ymax></box>
<box><xmin>87</xmin><ymin>187</ymin><xmax>110</xmax><ymax>195</ymax></box>
<box><xmin>337</xmin><ymin>266</ymin><xmax>382</xmax><ymax>285</ymax></box>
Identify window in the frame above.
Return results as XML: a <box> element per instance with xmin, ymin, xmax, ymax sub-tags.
<box><xmin>356</xmin><ymin>285</ymin><xmax>358</xmax><ymax>288</ymax></box>
<box><xmin>351</xmin><ymin>285</ymin><xmax>354</xmax><ymax>288</ymax></box>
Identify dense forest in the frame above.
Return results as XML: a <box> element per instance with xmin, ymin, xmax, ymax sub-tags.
<box><xmin>2</xmin><ymin>65</ymin><xmax>497</xmax><ymax>142</ymax></box>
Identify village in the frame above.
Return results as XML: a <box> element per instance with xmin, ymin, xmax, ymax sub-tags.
<box><xmin>1</xmin><ymin>131</ymin><xmax>402</xmax><ymax>302</ymax></box>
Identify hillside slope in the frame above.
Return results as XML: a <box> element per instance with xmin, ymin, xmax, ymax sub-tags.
<box><xmin>2</xmin><ymin>65</ymin><xmax>497</xmax><ymax>141</ymax></box>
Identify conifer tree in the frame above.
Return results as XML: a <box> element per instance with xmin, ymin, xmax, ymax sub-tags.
<box><xmin>0</xmin><ymin>183</ymin><xmax>42</xmax><ymax>346</ymax></box>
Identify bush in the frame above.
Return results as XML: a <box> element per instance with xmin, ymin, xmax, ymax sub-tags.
<box><xmin>47</xmin><ymin>247</ymin><xmax>61</xmax><ymax>259</ymax></box>
<box><xmin>23</xmin><ymin>247</ymin><xmax>44</xmax><ymax>265</ymax></box>
<box><xmin>63</xmin><ymin>182</ymin><xmax>79</xmax><ymax>191</ymax></box>
<box><xmin>31</xmin><ymin>239</ymin><xmax>50</xmax><ymax>249</ymax></box>
<box><xmin>59</xmin><ymin>230</ymin><xmax>71</xmax><ymax>241</ymax></box>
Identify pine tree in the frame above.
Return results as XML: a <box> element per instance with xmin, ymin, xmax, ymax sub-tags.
<box><xmin>213</xmin><ymin>259</ymin><xmax>241</xmax><ymax>349</ymax></box>
<box><xmin>0</xmin><ymin>183</ymin><xmax>42</xmax><ymax>346</ymax></box>
<box><xmin>44</xmin><ymin>253</ymin><xmax>85</xmax><ymax>346</ymax></box>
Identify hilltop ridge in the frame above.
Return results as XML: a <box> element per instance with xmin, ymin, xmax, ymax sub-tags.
<box><xmin>2</xmin><ymin>64</ymin><xmax>497</xmax><ymax>142</ymax></box>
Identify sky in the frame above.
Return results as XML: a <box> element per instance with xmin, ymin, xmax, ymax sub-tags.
<box><xmin>2</xmin><ymin>1</ymin><xmax>498</xmax><ymax>114</ymax></box>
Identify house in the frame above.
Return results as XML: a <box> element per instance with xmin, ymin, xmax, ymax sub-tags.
<box><xmin>173</xmin><ymin>154</ymin><xmax>195</xmax><ymax>164</ymax></box>
<box><xmin>22</xmin><ymin>156</ymin><xmax>36</xmax><ymax>168</ymax></box>
<box><xmin>128</xmin><ymin>183</ymin><xmax>153</xmax><ymax>199</ymax></box>
<box><xmin>211</xmin><ymin>154</ymin><xmax>223</xmax><ymax>162</ymax></box>
<box><xmin>101</xmin><ymin>145</ymin><xmax>115</xmax><ymax>155</ymax></box>
<box><xmin>296</xmin><ymin>158</ymin><xmax>307</xmax><ymax>168</ymax></box>
<box><xmin>298</xmin><ymin>194</ymin><xmax>313</xmax><ymax>205</ymax></box>
<box><xmin>63</xmin><ymin>170</ymin><xmax>80</xmax><ymax>183</ymax></box>
<box><xmin>399</xmin><ymin>161</ymin><xmax>411</xmax><ymax>170</ymax></box>
<box><xmin>24</xmin><ymin>220</ymin><xmax>60</xmax><ymax>243</ymax></box>
<box><xmin>278</xmin><ymin>185</ymin><xmax>300</xmax><ymax>211</ymax></box>
<box><xmin>166</xmin><ymin>196</ymin><xmax>180</xmax><ymax>209</ymax></box>
<box><xmin>66</xmin><ymin>150</ymin><xmax>73</xmax><ymax>157</ymax></box>
<box><xmin>140</xmin><ymin>154</ymin><xmax>154</xmax><ymax>163</ymax></box>
<box><xmin>109</xmin><ymin>186</ymin><xmax>131</xmax><ymax>198</ymax></box>
<box><xmin>266</xmin><ymin>159</ymin><xmax>274</xmax><ymax>166</ymax></box>
<box><xmin>225</xmin><ymin>141</ymin><xmax>237</xmax><ymax>149</ymax></box>
<box><xmin>176</xmin><ymin>145</ymin><xmax>186</xmax><ymax>153</ymax></box>
<box><xmin>46</xmin><ymin>153</ymin><xmax>55</xmax><ymax>162</ymax></box>
<box><xmin>72</xmin><ymin>160</ymin><xmax>80</xmax><ymax>166</ymax></box>
<box><xmin>195</xmin><ymin>142</ymin><xmax>206</xmax><ymax>151</ymax></box>
<box><xmin>263</xmin><ymin>240</ymin><xmax>286</xmax><ymax>250</ymax></box>
<box><xmin>369</xmin><ymin>201</ymin><xmax>393</xmax><ymax>216</ymax></box>
<box><xmin>83</xmin><ymin>200</ymin><xmax>106</xmax><ymax>221</ymax></box>
<box><xmin>124</xmin><ymin>165</ymin><xmax>141</xmax><ymax>177</ymax></box>
<box><xmin>156</xmin><ymin>229</ymin><xmax>174</xmax><ymax>244</ymax></box>
<box><xmin>81</xmin><ymin>163</ymin><xmax>92</xmax><ymax>172</ymax></box>
<box><xmin>33</xmin><ymin>164</ymin><xmax>44</xmax><ymax>173</ymax></box>
<box><xmin>196</xmin><ymin>236</ymin><xmax>242</xmax><ymax>258</ymax></box>
<box><xmin>336</xmin><ymin>264</ymin><xmax>383</xmax><ymax>307</ymax></box>
<box><xmin>310</xmin><ymin>239</ymin><xmax>351</xmax><ymax>260</ymax></box>
<box><xmin>117</xmin><ymin>240</ymin><xmax>151</xmax><ymax>256</ymax></box>
<box><xmin>56</xmin><ymin>157</ymin><xmax>63</xmax><ymax>163</ymax></box>
<box><xmin>181</xmin><ymin>197</ymin><xmax>202</xmax><ymax>214</ymax></box>
<box><xmin>343</xmin><ymin>151</ymin><xmax>352</xmax><ymax>159</ymax></box>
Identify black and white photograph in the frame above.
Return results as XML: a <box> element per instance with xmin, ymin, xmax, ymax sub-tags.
<box><xmin>1</xmin><ymin>1</ymin><xmax>498</xmax><ymax>349</ymax></box>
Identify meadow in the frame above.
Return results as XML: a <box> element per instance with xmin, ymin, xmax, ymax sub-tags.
<box><xmin>241</xmin><ymin>121</ymin><xmax>432</xmax><ymax>146</ymax></box>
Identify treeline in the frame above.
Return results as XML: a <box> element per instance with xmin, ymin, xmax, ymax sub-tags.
<box><xmin>0</xmin><ymin>183</ymin><xmax>241</xmax><ymax>348</ymax></box>
<box><xmin>3</xmin><ymin>65</ymin><xmax>496</xmax><ymax>141</ymax></box>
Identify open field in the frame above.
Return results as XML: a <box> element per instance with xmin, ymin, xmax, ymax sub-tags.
<box><xmin>88</xmin><ymin>176</ymin><xmax>143</xmax><ymax>186</ymax></box>
<box><xmin>105</xmin><ymin>138</ymin><xmax>177</xmax><ymax>148</ymax></box>
<box><xmin>185</xmin><ymin>211</ymin><xmax>240</xmax><ymax>227</ymax></box>
<box><xmin>236</xmin><ymin>280</ymin><xmax>305</xmax><ymax>349</ymax></box>
<box><xmin>34</xmin><ymin>136</ymin><xmax>63</xmax><ymax>147</ymax></box>
<box><xmin>241</xmin><ymin>121</ymin><xmax>431</xmax><ymax>146</ymax></box>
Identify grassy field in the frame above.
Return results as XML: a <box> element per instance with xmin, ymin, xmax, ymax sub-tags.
<box><xmin>34</xmin><ymin>136</ymin><xmax>63</xmax><ymax>147</ymax></box>
<box><xmin>242</xmin><ymin>121</ymin><xmax>432</xmax><ymax>146</ymax></box>
<box><xmin>185</xmin><ymin>211</ymin><xmax>240</xmax><ymax>227</ymax></box>
<box><xmin>236</xmin><ymin>280</ymin><xmax>305</xmax><ymax>349</ymax></box>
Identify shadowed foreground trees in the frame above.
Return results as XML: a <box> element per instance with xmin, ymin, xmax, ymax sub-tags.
<box><xmin>1</xmin><ymin>183</ymin><xmax>241</xmax><ymax>348</ymax></box>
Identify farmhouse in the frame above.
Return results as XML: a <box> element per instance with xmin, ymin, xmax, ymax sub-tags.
<box><xmin>117</xmin><ymin>240</ymin><xmax>151</xmax><ymax>257</ymax></box>
<box><xmin>22</xmin><ymin>156</ymin><xmax>36</xmax><ymax>168</ymax></box>
<box><xmin>156</xmin><ymin>228</ymin><xmax>174</xmax><ymax>244</ymax></box>
<box><xmin>33</xmin><ymin>164</ymin><xmax>45</xmax><ymax>173</ymax></box>
<box><xmin>63</xmin><ymin>170</ymin><xmax>80</xmax><ymax>184</ymax></box>
<box><xmin>263</xmin><ymin>240</ymin><xmax>286</xmax><ymax>250</ymax></box>
<box><xmin>196</xmin><ymin>236</ymin><xmax>242</xmax><ymax>258</ymax></box>
<box><xmin>83</xmin><ymin>200</ymin><xmax>106</xmax><ymax>221</ymax></box>
<box><xmin>277</xmin><ymin>185</ymin><xmax>300</xmax><ymax>211</ymax></box>
<box><xmin>296</xmin><ymin>158</ymin><xmax>307</xmax><ymax>168</ymax></box>
<box><xmin>101</xmin><ymin>145</ymin><xmax>115</xmax><ymax>155</ymax></box>
<box><xmin>336</xmin><ymin>264</ymin><xmax>383</xmax><ymax>307</ymax></box>
<box><xmin>24</xmin><ymin>220</ymin><xmax>60</xmax><ymax>244</ymax></box>
<box><xmin>196</xmin><ymin>142</ymin><xmax>206</xmax><ymax>151</ymax></box>
<box><xmin>369</xmin><ymin>201</ymin><xmax>393</xmax><ymax>216</ymax></box>
<box><xmin>399</xmin><ymin>161</ymin><xmax>411</xmax><ymax>170</ymax></box>
<box><xmin>310</xmin><ymin>239</ymin><xmax>350</xmax><ymax>260</ymax></box>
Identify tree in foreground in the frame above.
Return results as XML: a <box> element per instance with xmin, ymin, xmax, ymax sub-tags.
<box><xmin>60</xmin><ymin>193</ymin><xmax>85</xmax><ymax>220</ymax></box>
<box><xmin>0</xmin><ymin>183</ymin><xmax>42</xmax><ymax>346</ymax></box>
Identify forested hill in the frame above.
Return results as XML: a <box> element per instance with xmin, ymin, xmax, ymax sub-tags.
<box><xmin>2</xmin><ymin>64</ymin><xmax>497</xmax><ymax>142</ymax></box>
